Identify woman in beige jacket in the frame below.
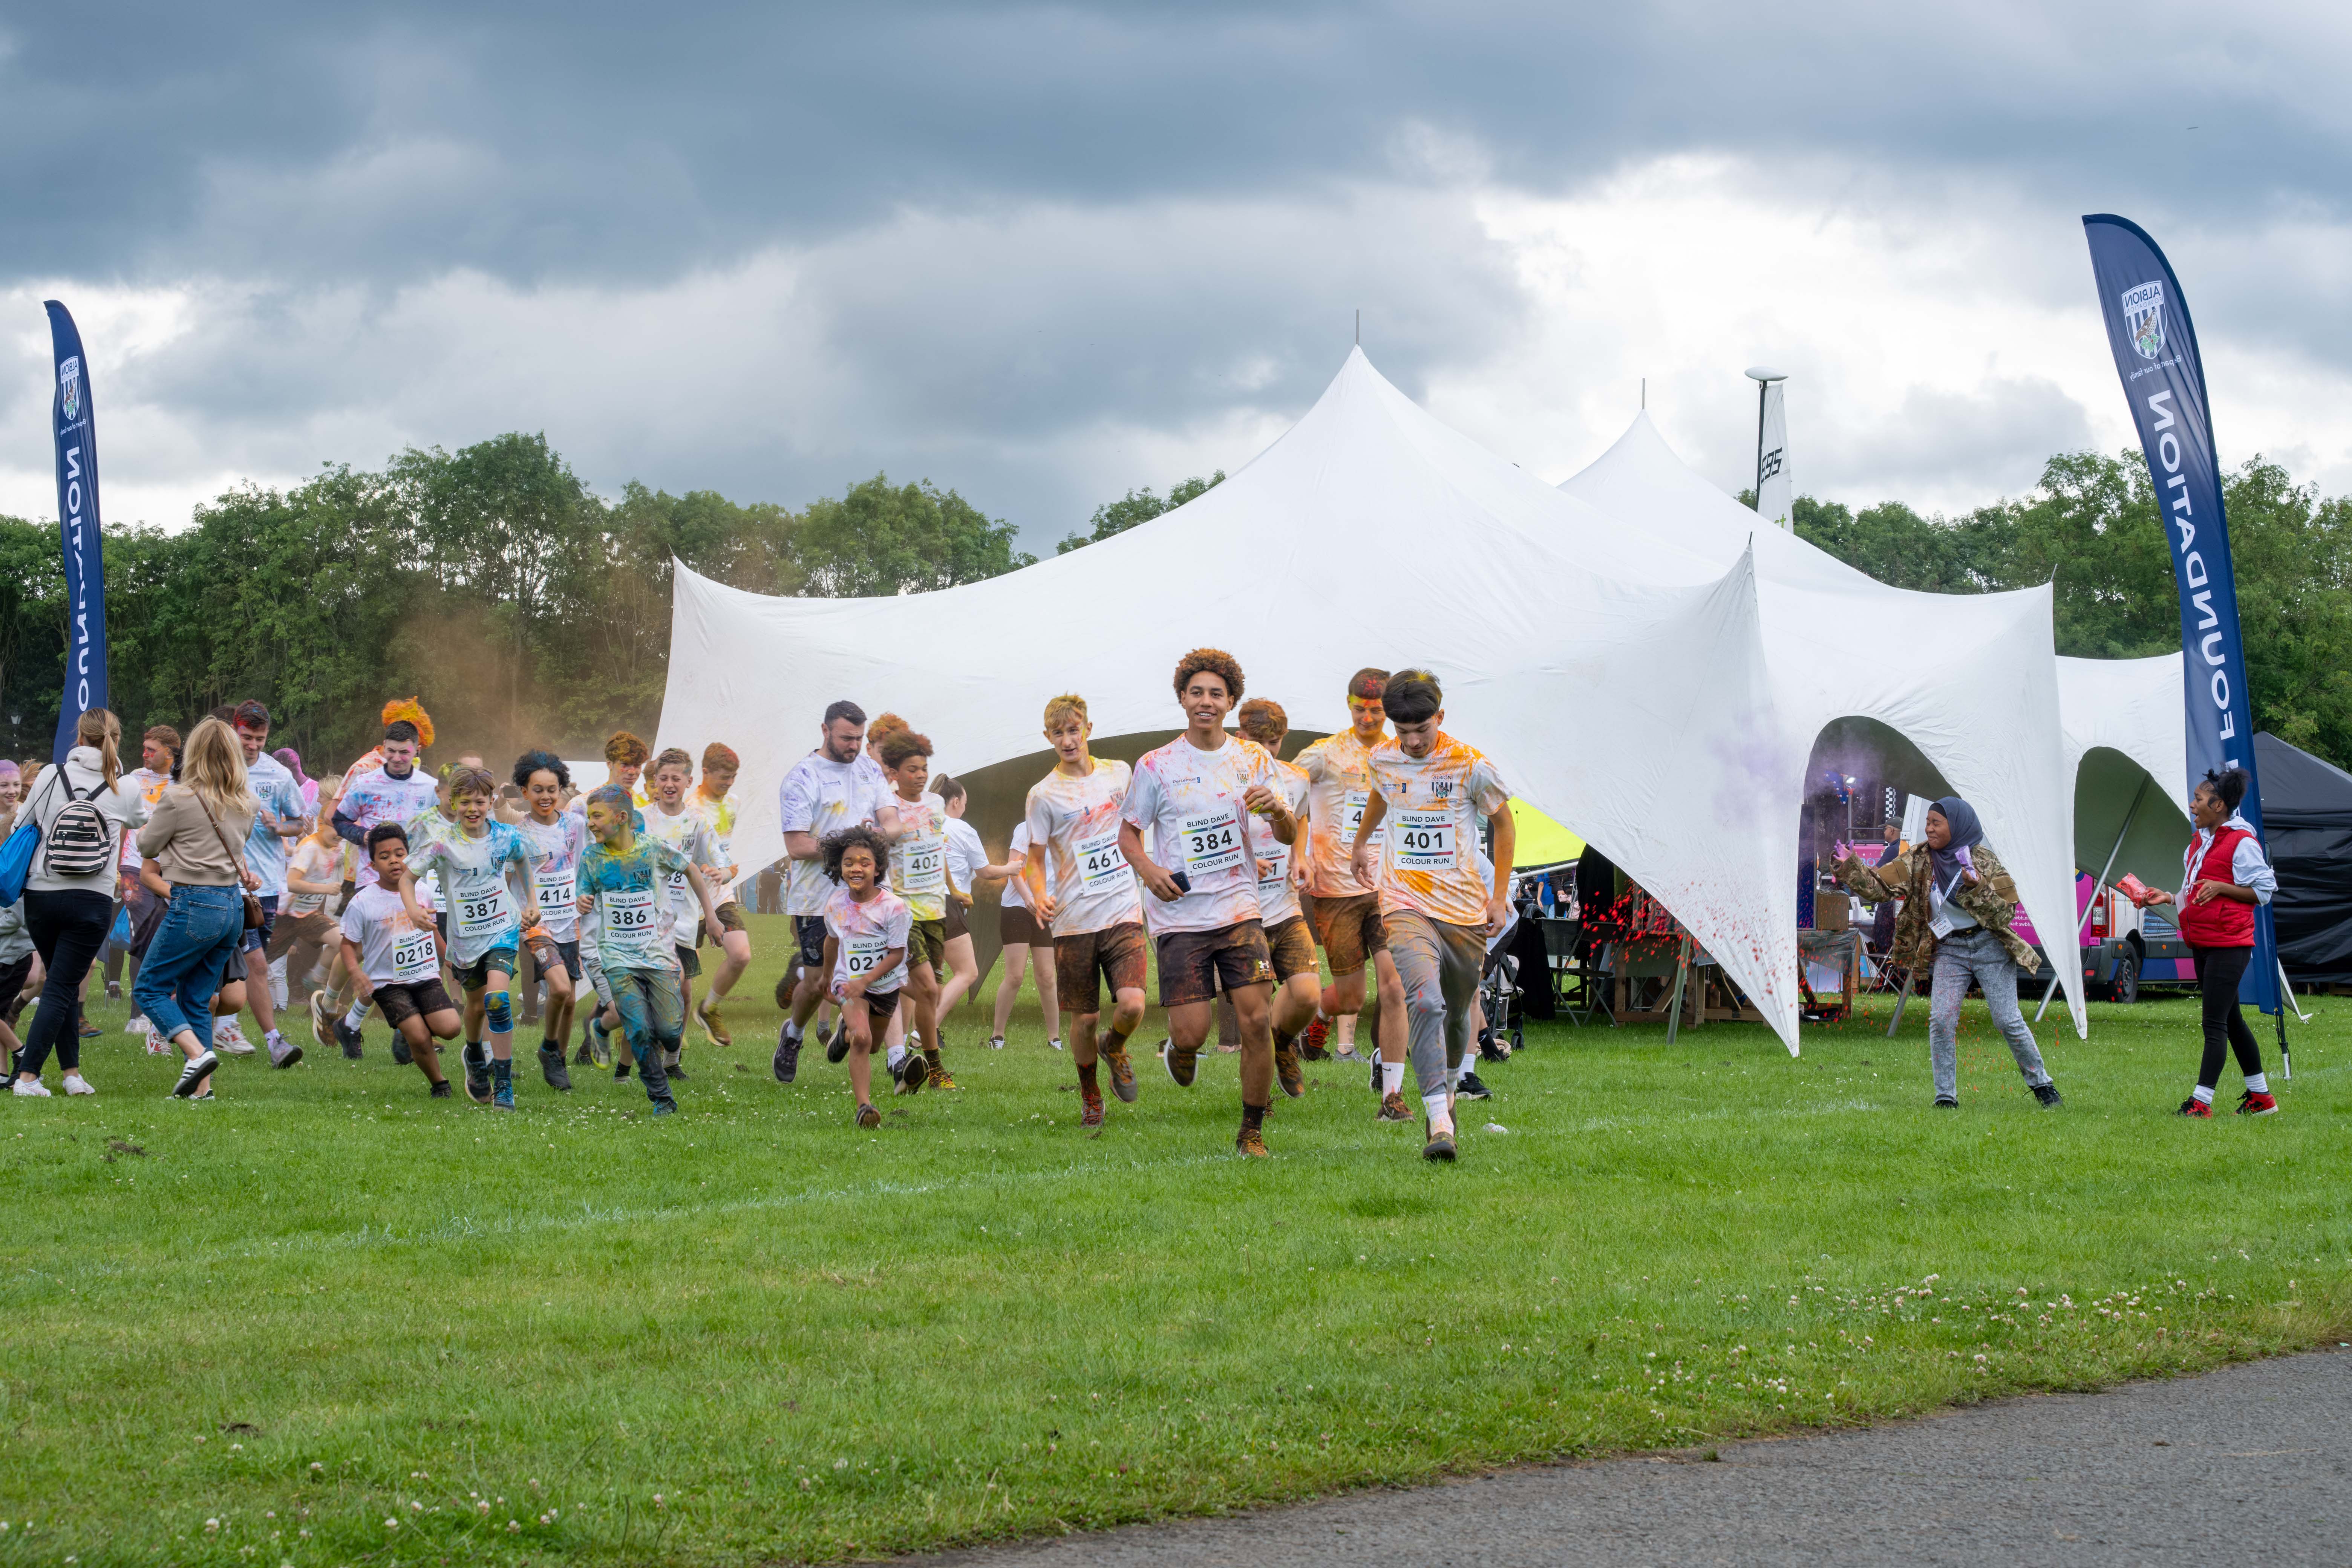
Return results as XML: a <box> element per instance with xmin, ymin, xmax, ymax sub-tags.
<box><xmin>133</xmin><ymin>719</ymin><xmax>261</xmax><ymax>1099</ymax></box>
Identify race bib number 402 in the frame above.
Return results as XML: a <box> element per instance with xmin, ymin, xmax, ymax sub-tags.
<box><xmin>1388</xmin><ymin>810</ymin><xmax>1458</xmax><ymax>873</ymax></box>
<box><xmin>899</xmin><ymin>842</ymin><xmax>945</xmax><ymax>893</ymax></box>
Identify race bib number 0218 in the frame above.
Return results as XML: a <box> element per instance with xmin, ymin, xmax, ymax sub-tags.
<box><xmin>390</xmin><ymin>927</ymin><xmax>439</xmax><ymax>984</ymax></box>
<box><xmin>844</xmin><ymin>936</ymin><xmax>890</xmax><ymax>977</ymax></box>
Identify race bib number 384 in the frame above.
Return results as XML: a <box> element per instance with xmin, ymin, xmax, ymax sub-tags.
<box><xmin>1181</xmin><ymin>812</ymin><xmax>1245</xmax><ymax>878</ymax></box>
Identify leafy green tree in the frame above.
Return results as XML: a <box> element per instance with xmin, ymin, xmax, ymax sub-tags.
<box><xmin>795</xmin><ymin>474</ymin><xmax>1032</xmax><ymax>597</ymax></box>
<box><xmin>1058</xmin><ymin>472</ymin><xmax>1224</xmax><ymax>553</ymax></box>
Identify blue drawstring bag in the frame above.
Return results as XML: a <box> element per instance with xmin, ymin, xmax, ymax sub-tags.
<box><xmin>0</xmin><ymin>816</ymin><xmax>37</xmax><ymax>904</ymax></box>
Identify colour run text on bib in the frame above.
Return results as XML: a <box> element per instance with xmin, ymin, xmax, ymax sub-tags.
<box><xmin>1389</xmin><ymin>810</ymin><xmax>1457</xmax><ymax>871</ymax></box>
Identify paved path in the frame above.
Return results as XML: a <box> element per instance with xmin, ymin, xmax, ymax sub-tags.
<box><xmin>915</xmin><ymin>1350</ymin><xmax>2349</xmax><ymax>1566</ymax></box>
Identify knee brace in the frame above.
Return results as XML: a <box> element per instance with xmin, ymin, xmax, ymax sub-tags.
<box><xmin>484</xmin><ymin>989</ymin><xmax>513</xmax><ymax>1034</ymax></box>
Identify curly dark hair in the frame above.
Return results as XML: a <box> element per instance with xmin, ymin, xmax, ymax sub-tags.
<box><xmin>512</xmin><ymin>749</ymin><xmax>570</xmax><ymax>790</ymax></box>
<box><xmin>822</xmin><ymin>824</ymin><xmax>892</xmax><ymax>883</ymax></box>
<box><xmin>1173</xmin><ymin>646</ymin><xmax>1245</xmax><ymax>701</ymax></box>
<box><xmin>877</xmin><ymin>729</ymin><xmax>933</xmax><ymax>769</ymax></box>
<box><xmin>2201</xmin><ymin>766</ymin><xmax>2251</xmax><ymax>813</ymax></box>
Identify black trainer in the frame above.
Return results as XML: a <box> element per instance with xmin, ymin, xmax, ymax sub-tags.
<box><xmin>1934</xmin><ymin>1095</ymin><xmax>1960</xmax><ymax>1109</ymax></box>
<box><xmin>539</xmin><ymin>1043</ymin><xmax>573</xmax><ymax>1092</ymax></box>
<box><xmin>336</xmin><ymin>1021</ymin><xmax>365</xmax><ymax>1059</ymax></box>
<box><xmin>462</xmin><ymin>1044</ymin><xmax>492</xmax><ymax>1104</ymax></box>
<box><xmin>1455</xmin><ymin>1070</ymin><xmax>1493</xmax><ymax>1101</ymax></box>
<box><xmin>773</xmin><ymin>1025</ymin><xmax>801</xmax><ymax>1084</ymax></box>
<box><xmin>825</xmin><ymin>1026</ymin><xmax>853</xmax><ymax>1066</ymax></box>
<box><xmin>2033</xmin><ymin>1083</ymin><xmax>2064</xmax><ymax>1109</ymax></box>
<box><xmin>390</xmin><ymin>1032</ymin><xmax>413</xmax><ymax>1066</ymax></box>
<box><xmin>429</xmin><ymin>1080</ymin><xmax>453</xmax><ymax>1099</ymax></box>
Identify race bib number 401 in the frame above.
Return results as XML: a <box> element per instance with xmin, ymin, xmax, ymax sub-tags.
<box><xmin>1388</xmin><ymin>810</ymin><xmax>1458</xmax><ymax>873</ymax></box>
<box><xmin>1181</xmin><ymin>812</ymin><xmax>1245</xmax><ymax>878</ymax></box>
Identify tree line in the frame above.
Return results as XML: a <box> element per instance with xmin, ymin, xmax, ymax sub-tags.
<box><xmin>0</xmin><ymin>434</ymin><xmax>2342</xmax><ymax>777</ymax></box>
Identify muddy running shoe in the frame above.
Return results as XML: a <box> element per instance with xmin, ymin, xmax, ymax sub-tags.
<box><xmin>336</xmin><ymin>1020</ymin><xmax>365</xmax><ymax>1060</ymax></box>
<box><xmin>926</xmin><ymin>1061</ymin><xmax>959</xmax><ymax>1091</ymax></box>
<box><xmin>1377</xmin><ymin>1090</ymin><xmax>1412</xmax><ymax>1122</ymax></box>
<box><xmin>695</xmin><ymin>995</ymin><xmax>732</xmax><ymax>1046</ymax></box>
<box><xmin>309</xmin><ymin>991</ymin><xmax>334</xmax><ymax>1053</ymax></box>
<box><xmin>574</xmin><ymin>1039</ymin><xmax>595</xmax><ymax>1066</ymax></box>
<box><xmin>462</xmin><ymin>1044</ymin><xmax>492</xmax><ymax>1104</ymax></box>
<box><xmin>1161</xmin><ymin>1038</ymin><xmax>1197</xmax><ymax>1089</ymax></box>
<box><xmin>1103</xmin><ymin>1048</ymin><xmax>1138</xmax><ymax>1104</ymax></box>
<box><xmin>855</xmin><ymin>1101</ymin><xmax>882</xmax><ymax>1130</ymax></box>
<box><xmin>2176</xmin><ymin>1096</ymin><xmax>2213</xmax><ymax>1118</ymax></box>
<box><xmin>1235</xmin><ymin>1123</ymin><xmax>1270</xmax><ymax>1159</ymax></box>
<box><xmin>539</xmin><ymin>1043</ymin><xmax>572</xmax><ymax>1092</ymax></box>
<box><xmin>1300</xmin><ymin>1015</ymin><xmax>1330</xmax><ymax>1061</ymax></box>
<box><xmin>891</xmin><ymin>1053</ymin><xmax>926</xmax><ymax>1095</ymax></box>
<box><xmin>1423</xmin><ymin>1118</ymin><xmax>1458</xmax><ymax>1162</ymax></box>
<box><xmin>1080</xmin><ymin>1085</ymin><xmax>1106</xmax><ymax>1128</ymax></box>
<box><xmin>2032</xmin><ymin>1082</ymin><xmax>2063</xmax><ymax>1109</ymax></box>
<box><xmin>2236</xmin><ymin>1090</ymin><xmax>2278</xmax><ymax>1116</ymax></box>
<box><xmin>1455</xmin><ymin>1070</ymin><xmax>1492</xmax><ymax>1101</ymax></box>
<box><xmin>1274</xmin><ymin>1041</ymin><xmax>1306</xmax><ymax>1099</ymax></box>
<box><xmin>773</xmin><ymin>1025</ymin><xmax>802</xmax><ymax>1084</ymax></box>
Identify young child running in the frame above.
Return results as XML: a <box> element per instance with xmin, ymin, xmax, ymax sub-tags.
<box><xmin>1349</xmin><ymin>669</ymin><xmax>1515</xmax><ymax>1162</ymax></box>
<box><xmin>512</xmin><ymin>751</ymin><xmax>586</xmax><ymax>1088</ymax></box>
<box><xmin>640</xmin><ymin>748</ymin><xmax>722</xmax><ymax>1081</ymax></box>
<box><xmin>398</xmin><ymin>766</ymin><xmax>541</xmax><ymax>1109</ymax></box>
<box><xmin>577</xmin><ymin>784</ymin><xmax>725</xmax><ymax>1115</ymax></box>
<box><xmin>689</xmin><ymin>744</ymin><xmax>753</xmax><ymax>1046</ymax></box>
<box><xmin>1021</xmin><ymin>693</ymin><xmax>1145</xmax><ymax>1129</ymax></box>
<box><xmin>879</xmin><ymin>729</ymin><xmax>960</xmax><ymax>1089</ymax></box>
<box><xmin>338</xmin><ymin>824</ymin><xmax>462</xmax><ymax>1098</ymax></box>
<box><xmin>816</xmin><ymin>824</ymin><xmax>924</xmax><ymax>1127</ymax></box>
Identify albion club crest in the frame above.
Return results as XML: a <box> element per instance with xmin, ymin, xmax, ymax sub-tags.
<box><xmin>2120</xmin><ymin>280</ymin><xmax>2165</xmax><ymax>361</ymax></box>
<box><xmin>57</xmin><ymin>355</ymin><xmax>82</xmax><ymax>424</ymax></box>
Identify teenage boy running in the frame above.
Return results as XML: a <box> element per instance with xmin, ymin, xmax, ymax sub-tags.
<box><xmin>513</xmin><ymin>751</ymin><xmax>587</xmax><ymax>1086</ymax></box>
<box><xmin>577</xmin><ymin>784</ymin><xmax>726</xmax><ymax>1116</ymax></box>
<box><xmin>641</xmin><ymin>747</ymin><xmax>722</xmax><ymax>1081</ymax></box>
<box><xmin>217</xmin><ymin>701</ymin><xmax>311</xmax><ymax>1067</ymax></box>
<box><xmin>1022</xmin><ymin>694</ymin><xmax>1145</xmax><ymax>1129</ymax></box>
<box><xmin>323</xmin><ymin>717</ymin><xmax>440</xmax><ymax>1041</ymax></box>
<box><xmin>1120</xmin><ymin>648</ymin><xmax>1299</xmax><ymax>1158</ymax></box>
<box><xmin>1299</xmin><ymin>667</ymin><xmax>1412</xmax><ymax>1119</ymax></box>
<box><xmin>565</xmin><ymin>732</ymin><xmax>650</xmax><ymax>815</ymax></box>
<box><xmin>690</xmin><ymin>744</ymin><xmax>753</xmax><ymax>1045</ymax></box>
<box><xmin>772</xmin><ymin>701</ymin><xmax>902</xmax><ymax>1083</ymax></box>
<box><xmin>1349</xmin><ymin>669</ymin><xmax>1514</xmax><ymax>1162</ymax></box>
<box><xmin>1235</xmin><ymin>699</ymin><xmax>1321</xmax><ymax>1099</ymax></box>
<box><xmin>816</xmin><ymin>824</ymin><xmax>923</xmax><ymax>1127</ymax></box>
<box><xmin>879</xmin><ymin>729</ymin><xmax>960</xmax><ymax>1089</ymax></box>
<box><xmin>399</xmin><ymin>766</ymin><xmax>541</xmax><ymax>1109</ymax></box>
<box><xmin>339</xmin><ymin>824</ymin><xmax>462</xmax><ymax>1096</ymax></box>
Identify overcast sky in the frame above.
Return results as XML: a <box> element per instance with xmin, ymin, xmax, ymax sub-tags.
<box><xmin>5</xmin><ymin>3</ymin><xmax>2349</xmax><ymax>552</ymax></box>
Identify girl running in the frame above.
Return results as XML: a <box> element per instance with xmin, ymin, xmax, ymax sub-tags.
<box><xmin>818</xmin><ymin>824</ymin><xmax>923</xmax><ymax>1127</ymax></box>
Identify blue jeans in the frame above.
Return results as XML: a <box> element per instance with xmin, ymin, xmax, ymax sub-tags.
<box><xmin>133</xmin><ymin>885</ymin><xmax>246</xmax><ymax>1050</ymax></box>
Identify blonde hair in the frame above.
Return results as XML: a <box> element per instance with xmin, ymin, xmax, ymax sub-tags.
<box><xmin>1042</xmin><ymin>693</ymin><xmax>1089</xmax><ymax>730</ymax></box>
<box><xmin>75</xmin><ymin>708</ymin><xmax>123</xmax><ymax>791</ymax></box>
<box><xmin>180</xmin><ymin>717</ymin><xmax>257</xmax><ymax>818</ymax></box>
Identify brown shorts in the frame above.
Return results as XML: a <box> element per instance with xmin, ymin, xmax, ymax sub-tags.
<box><xmin>907</xmin><ymin>918</ymin><xmax>947</xmax><ymax>974</ymax></box>
<box><xmin>1265</xmin><ymin>915</ymin><xmax>1318</xmax><ymax>984</ymax></box>
<box><xmin>999</xmin><ymin>902</ymin><xmax>1047</xmax><ymax>946</ymax></box>
<box><xmin>1055</xmin><ymin>922</ymin><xmax>1147</xmax><ymax>1015</ymax></box>
<box><xmin>944</xmin><ymin>898</ymin><xmax>969</xmax><ymax>941</ymax></box>
<box><xmin>1311</xmin><ymin>891</ymin><xmax>1387</xmax><ymax>974</ymax></box>
<box><xmin>262</xmin><ymin>908</ymin><xmax>338</xmax><ymax>962</ymax></box>
<box><xmin>1156</xmin><ymin>920</ymin><xmax>1274</xmax><ymax>1008</ymax></box>
<box><xmin>374</xmin><ymin>977</ymin><xmax>456</xmax><ymax>1028</ymax></box>
<box><xmin>695</xmin><ymin>899</ymin><xmax>749</xmax><ymax>947</ymax></box>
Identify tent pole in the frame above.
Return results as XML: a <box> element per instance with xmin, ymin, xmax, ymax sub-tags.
<box><xmin>1886</xmin><ymin>969</ymin><xmax>1913</xmax><ymax>1037</ymax></box>
<box><xmin>2035</xmin><ymin>774</ymin><xmax>2150</xmax><ymax>1024</ymax></box>
<box><xmin>1665</xmin><ymin>934</ymin><xmax>1693</xmax><ymax>1044</ymax></box>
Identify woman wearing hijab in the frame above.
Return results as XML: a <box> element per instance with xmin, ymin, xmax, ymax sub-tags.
<box><xmin>1835</xmin><ymin>795</ymin><xmax>2062</xmax><ymax>1110</ymax></box>
<box><xmin>2141</xmin><ymin>767</ymin><xmax>2277</xmax><ymax>1116</ymax></box>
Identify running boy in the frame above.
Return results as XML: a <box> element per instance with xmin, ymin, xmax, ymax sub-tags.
<box><xmin>690</xmin><ymin>744</ymin><xmax>753</xmax><ymax>1044</ymax></box>
<box><xmin>1119</xmin><ymin>648</ymin><xmax>1299</xmax><ymax>1158</ymax></box>
<box><xmin>576</xmin><ymin>784</ymin><xmax>726</xmax><ymax>1115</ymax></box>
<box><xmin>816</xmin><ymin>824</ymin><xmax>924</xmax><ymax>1127</ymax></box>
<box><xmin>1235</xmin><ymin>698</ymin><xmax>1321</xmax><ymax>1100</ymax></box>
<box><xmin>879</xmin><ymin>728</ymin><xmax>959</xmax><ymax>1089</ymax></box>
<box><xmin>338</xmin><ymin>824</ymin><xmax>462</xmax><ymax>1097</ymax></box>
<box><xmin>399</xmin><ymin>766</ymin><xmax>541</xmax><ymax>1109</ymax></box>
<box><xmin>1022</xmin><ymin>693</ymin><xmax>1145</xmax><ymax>1129</ymax></box>
<box><xmin>1349</xmin><ymin>669</ymin><xmax>1514</xmax><ymax>1162</ymax></box>
<box><xmin>641</xmin><ymin>747</ymin><xmax>721</xmax><ymax>1081</ymax></box>
<box><xmin>1298</xmin><ymin>667</ymin><xmax>1410</xmax><ymax>1115</ymax></box>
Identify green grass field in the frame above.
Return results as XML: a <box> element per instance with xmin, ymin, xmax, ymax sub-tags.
<box><xmin>2</xmin><ymin>911</ymin><xmax>2346</xmax><ymax>1566</ymax></box>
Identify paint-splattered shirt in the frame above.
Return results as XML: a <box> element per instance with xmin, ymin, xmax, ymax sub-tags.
<box><xmin>404</xmin><ymin>816</ymin><xmax>535</xmax><ymax>965</ymax></box>
<box><xmin>826</xmin><ymin>883</ymin><xmax>912</xmax><ymax>997</ymax></box>
<box><xmin>1365</xmin><ymin>733</ymin><xmax>1509</xmax><ymax>927</ymax></box>
<box><xmin>1024</xmin><ymin>759</ymin><xmax>1139</xmax><ymax>937</ymax></box>
<box><xmin>579</xmin><ymin>836</ymin><xmax>696</xmax><ymax>972</ymax></box>
<box><xmin>1121</xmin><ymin>735</ymin><xmax>1283</xmax><ymax>935</ymax></box>
<box><xmin>1297</xmin><ymin>730</ymin><xmax>1387</xmax><ymax>898</ymax></box>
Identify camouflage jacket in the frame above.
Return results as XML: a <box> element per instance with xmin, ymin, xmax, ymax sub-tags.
<box><xmin>1833</xmin><ymin>842</ymin><xmax>2039</xmax><ymax>976</ymax></box>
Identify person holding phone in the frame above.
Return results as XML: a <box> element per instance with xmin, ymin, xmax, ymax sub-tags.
<box><xmin>1834</xmin><ymin>795</ymin><xmax>2060</xmax><ymax>1110</ymax></box>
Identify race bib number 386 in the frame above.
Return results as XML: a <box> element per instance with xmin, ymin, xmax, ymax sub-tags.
<box><xmin>603</xmin><ymin>887</ymin><xmax>657</xmax><ymax>945</ymax></box>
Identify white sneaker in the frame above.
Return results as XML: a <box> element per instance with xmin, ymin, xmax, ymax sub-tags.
<box><xmin>63</xmin><ymin>1073</ymin><xmax>96</xmax><ymax>1096</ymax></box>
<box><xmin>125</xmin><ymin>1015</ymin><xmax>150</xmax><ymax>1034</ymax></box>
<box><xmin>11</xmin><ymin>1078</ymin><xmax>51</xmax><ymax>1097</ymax></box>
<box><xmin>1049</xmin><ymin>1038</ymin><xmax>1064</xmax><ymax>1052</ymax></box>
<box><xmin>988</xmin><ymin>1035</ymin><xmax>1006</xmax><ymax>1050</ymax></box>
<box><xmin>214</xmin><ymin>1019</ymin><xmax>256</xmax><ymax>1055</ymax></box>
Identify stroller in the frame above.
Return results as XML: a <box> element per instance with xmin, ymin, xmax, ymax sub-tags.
<box><xmin>1475</xmin><ymin>893</ymin><xmax>1547</xmax><ymax>1061</ymax></box>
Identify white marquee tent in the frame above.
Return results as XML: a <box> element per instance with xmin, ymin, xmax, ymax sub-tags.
<box><xmin>656</xmin><ymin>349</ymin><xmax>2121</xmax><ymax>1050</ymax></box>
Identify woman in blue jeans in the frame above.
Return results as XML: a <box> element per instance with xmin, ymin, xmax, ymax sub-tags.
<box><xmin>133</xmin><ymin>718</ymin><xmax>260</xmax><ymax>1100</ymax></box>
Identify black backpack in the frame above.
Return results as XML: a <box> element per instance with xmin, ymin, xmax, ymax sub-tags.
<box><xmin>41</xmin><ymin>773</ymin><xmax>116</xmax><ymax>879</ymax></box>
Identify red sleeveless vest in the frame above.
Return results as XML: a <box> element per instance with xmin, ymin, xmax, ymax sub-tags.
<box><xmin>2177</xmin><ymin>826</ymin><xmax>2256</xmax><ymax>948</ymax></box>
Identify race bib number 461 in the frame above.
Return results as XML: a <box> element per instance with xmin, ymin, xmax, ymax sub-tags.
<box><xmin>1388</xmin><ymin>810</ymin><xmax>1458</xmax><ymax>872</ymax></box>
<box><xmin>1076</xmin><ymin>828</ymin><xmax>1130</xmax><ymax>890</ymax></box>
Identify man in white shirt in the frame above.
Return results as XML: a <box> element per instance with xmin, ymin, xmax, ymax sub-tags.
<box><xmin>772</xmin><ymin>700</ymin><xmax>903</xmax><ymax>1082</ymax></box>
